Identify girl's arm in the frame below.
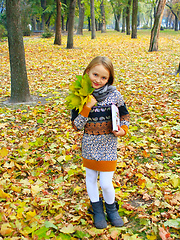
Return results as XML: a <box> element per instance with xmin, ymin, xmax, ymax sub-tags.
<box><xmin>71</xmin><ymin>95</ymin><xmax>97</xmax><ymax>131</ymax></box>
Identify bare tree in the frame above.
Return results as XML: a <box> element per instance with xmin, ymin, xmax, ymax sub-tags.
<box><xmin>90</xmin><ymin>0</ymin><xmax>96</xmax><ymax>39</ymax></box>
<box><xmin>149</xmin><ymin>0</ymin><xmax>166</xmax><ymax>51</ymax></box>
<box><xmin>6</xmin><ymin>0</ymin><xmax>31</xmax><ymax>103</ymax></box>
<box><xmin>54</xmin><ymin>0</ymin><xmax>61</xmax><ymax>45</ymax></box>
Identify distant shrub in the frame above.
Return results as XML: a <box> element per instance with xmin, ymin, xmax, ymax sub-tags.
<box><xmin>42</xmin><ymin>27</ymin><xmax>53</xmax><ymax>38</ymax></box>
<box><xmin>160</xmin><ymin>26</ymin><xmax>164</xmax><ymax>31</ymax></box>
<box><xmin>141</xmin><ymin>24</ymin><xmax>149</xmax><ymax>29</ymax></box>
<box><xmin>0</xmin><ymin>24</ymin><xmax>7</xmax><ymax>39</ymax></box>
<box><xmin>23</xmin><ymin>27</ymin><xmax>31</xmax><ymax>36</ymax></box>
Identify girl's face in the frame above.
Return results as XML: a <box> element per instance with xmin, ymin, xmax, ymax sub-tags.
<box><xmin>87</xmin><ymin>64</ymin><xmax>110</xmax><ymax>89</ymax></box>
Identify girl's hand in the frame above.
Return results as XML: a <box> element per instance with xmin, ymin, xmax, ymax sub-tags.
<box><xmin>112</xmin><ymin>125</ymin><xmax>126</xmax><ymax>137</ymax></box>
<box><xmin>86</xmin><ymin>95</ymin><xmax>97</xmax><ymax>108</ymax></box>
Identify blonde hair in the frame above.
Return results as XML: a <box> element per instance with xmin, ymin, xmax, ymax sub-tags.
<box><xmin>83</xmin><ymin>56</ymin><xmax>115</xmax><ymax>85</ymax></box>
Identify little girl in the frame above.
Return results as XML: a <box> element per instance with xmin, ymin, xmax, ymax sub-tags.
<box><xmin>71</xmin><ymin>56</ymin><xmax>129</xmax><ymax>229</ymax></box>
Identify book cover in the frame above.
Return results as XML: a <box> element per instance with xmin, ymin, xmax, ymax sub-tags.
<box><xmin>111</xmin><ymin>104</ymin><xmax>120</xmax><ymax>131</ymax></box>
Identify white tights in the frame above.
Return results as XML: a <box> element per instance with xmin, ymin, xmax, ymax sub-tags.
<box><xmin>86</xmin><ymin>168</ymin><xmax>115</xmax><ymax>204</ymax></box>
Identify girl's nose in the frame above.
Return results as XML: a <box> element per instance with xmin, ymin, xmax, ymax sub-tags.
<box><xmin>96</xmin><ymin>77</ymin><xmax>101</xmax><ymax>82</ymax></box>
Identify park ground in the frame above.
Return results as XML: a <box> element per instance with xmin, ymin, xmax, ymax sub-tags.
<box><xmin>0</xmin><ymin>30</ymin><xmax>180</xmax><ymax>239</ymax></box>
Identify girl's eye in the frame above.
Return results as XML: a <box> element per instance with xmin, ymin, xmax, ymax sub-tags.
<box><xmin>94</xmin><ymin>73</ymin><xmax>97</xmax><ymax>76</ymax></box>
<box><xmin>102</xmin><ymin>77</ymin><xmax>106</xmax><ymax>80</ymax></box>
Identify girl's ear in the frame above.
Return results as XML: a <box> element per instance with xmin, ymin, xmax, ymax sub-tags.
<box><xmin>86</xmin><ymin>69</ymin><xmax>89</xmax><ymax>75</ymax></box>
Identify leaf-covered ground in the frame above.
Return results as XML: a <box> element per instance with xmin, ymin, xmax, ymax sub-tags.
<box><xmin>0</xmin><ymin>30</ymin><xmax>180</xmax><ymax>240</ymax></box>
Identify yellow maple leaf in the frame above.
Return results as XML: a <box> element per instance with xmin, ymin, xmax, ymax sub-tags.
<box><xmin>26</xmin><ymin>210</ymin><xmax>36</xmax><ymax>220</ymax></box>
<box><xmin>0</xmin><ymin>147</ymin><xmax>8</xmax><ymax>157</ymax></box>
<box><xmin>60</xmin><ymin>224</ymin><xmax>74</xmax><ymax>234</ymax></box>
<box><xmin>0</xmin><ymin>189</ymin><xmax>10</xmax><ymax>199</ymax></box>
<box><xmin>0</xmin><ymin>223</ymin><xmax>13</xmax><ymax>236</ymax></box>
<box><xmin>11</xmin><ymin>185</ymin><xmax>21</xmax><ymax>193</ymax></box>
<box><xmin>31</xmin><ymin>185</ymin><xmax>41</xmax><ymax>197</ymax></box>
<box><xmin>147</xmin><ymin>234</ymin><xmax>157</xmax><ymax>240</ymax></box>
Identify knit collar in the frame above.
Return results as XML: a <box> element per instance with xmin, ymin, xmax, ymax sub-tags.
<box><xmin>92</xmin><ymin>84</ymin><xmax>116</xmax><ymax>102</ymax></box>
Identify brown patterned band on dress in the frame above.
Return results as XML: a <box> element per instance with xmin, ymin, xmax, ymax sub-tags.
<box><xmin>84</xmin><ymin>121</ymin><xmax>112</xmax><ymax>135</ymax></box>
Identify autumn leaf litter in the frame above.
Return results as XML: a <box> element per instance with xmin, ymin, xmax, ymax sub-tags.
<box><xmin>0</xmin><ymin>30</ymin><xmax>180</xmax><ymax>239</ymax></box>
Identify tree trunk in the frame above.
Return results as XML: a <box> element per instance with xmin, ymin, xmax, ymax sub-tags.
<box><xmin>31</xmin><ymin>16</ymin><xmax>37</xmax><ymax>31</ymax></box>
<box><xmin>122</xmin><ymin>8</ymin><xmax>126</xmax><ymax>33</ymax></box>
<box><xmin>90</xmin><ymin>0</ymin><xmax>96</xmax><ymax>39</ymax></box>
<box><xmin>66</xmin><ymin>17</ymin><xmax>69</xmax><ymax>31</ymax></box>
<box><xmin>67</xmin><ymin>0</ymin><xmax>76</xmax><ymax>49</ymax></box>
<box><xmin>41</xmin><ymin>0</ymin><xmax>46</xmax><ymax>30</ymax></box>
<box><xmin>166</xmin><ymin>3</ymin><xmax>179</xmax><ymax>31</ymax></box>
<box><xmin>77</xmin><ymin>0</ymin><xmax>84</xmax><ymax>35</ymax></box>
<box><xmin>149</xmin><ymin>0</ymin><xmax>166</xmax><ymax>52</ymax></box>
<box><xmin>54</xmin><ymin>0</ymin><xmax>61</xmax><ymax>45</ymax></box>
<box><xmin>95</xmin><ymin>18</ymin><xmax>98</xmax><ymax>31</ymax></box>
<box><xmin>126</xmin><ymin>0</ymin><xmax>131</xmax><ymax>35</ymax></box>
<box><xmin>100</xmin><ymin>0</ymin><xmax>106</xmax><ymax>33</ymax></box>
<box><xmin>62</xmin><ymin>16</ymin><xmax>65</xmax><ymax>31</ymax></box>
<box><xmin>131</xmin><ymin>0</ymin><xmax>138</xmax><ymax>38</ymax></box>
<box><xmin>115</xmin><ymin>13</ymin><xmax>121</xmax><ymax>31</ymax></box>
<box><xmin>6</xmin><ymin>0</ymin><xmax>31</xmax><ymax>103</ymax></box>
<box><xmin>88</xmin><ymin>17</ymin><xmax>91</xmax><ymax>31</ymax></box>
<box><xmin>174</xmin><ymin>15</ymin><xmax>178</xmax><ymax>31</ymax></box>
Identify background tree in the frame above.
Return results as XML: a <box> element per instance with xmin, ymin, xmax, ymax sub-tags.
<box><xmin>126</xmin><ymin>0</ymin><xmax>132</xmax><ymax>35</ymax></box>
<box><xmin>67</xmin><ymin>0</ymin><xmax>76</xmax><ymax>48</ymax></box>
<box><xmin>6</xmin><ymin>0</ymin><xmax>31</xmax><ymax>103</ymax></box>
<box><xmin>149</xmin><ymin>0</ymin><xmax>166</xmax><ymax>52</ymax></box>
<box><xmin>41</xmin><ymin>0</ymin><xmax>47</xmax><ymax>30</ymax></box>
<box><xmin>166</xmin><ymin>0</ymin><xmax>180</xmax><ymax>31</ymax></box>
<box><xmin>100</xmin><ymin>0</ymin><xmax>106</xmax><ymax>33</ymax></box>
<box><xmin>90</xmin><ymin>0</ymin><xmax>96</xmax><ymax>39</ymax></box>
<box><xmin>54</xmin><ymin>0</ymin><xmax>61</xmax><ymax>45</ymax></box>
<box><xmin>131</xmin><ymin>0</ymin><xmax>138</xmax><ymax>38</ymax></box>
<box><xmin>110</xmin><ymin>0</ymin><xmax>123</xmax><ymax>32</ymax></box>
<box><xmin>77</xmin><ymin>0</ymin><xmax>85</xmax><ymax>35</ymax></box>
<box><xmin>122</xmin><ymin>8</ymin><xmax>126</xmax><ymax>32</ymax></box>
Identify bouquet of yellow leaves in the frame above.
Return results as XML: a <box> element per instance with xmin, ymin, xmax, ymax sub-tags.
<box><xmin>65</xmin><ymin>74</ymin><xmax>94</xmax><ymax>113</ymax></box>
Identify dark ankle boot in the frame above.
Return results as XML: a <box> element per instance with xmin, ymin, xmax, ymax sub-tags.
<box><xmin>88</xmin><ymin>198</ymin><xmax>107</xmax><ymax>229</ymax></box>
<box><xmin>105</xmin><ymin>201</ymin><xmax>124</xmax><ymax>227</ymax></box>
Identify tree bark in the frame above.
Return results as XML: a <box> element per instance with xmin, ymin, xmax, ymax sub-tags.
<box><xmin>41</xmin><ymin>0</ymin><xmax>46</xmax><ymax>30</ymax></box>
<box><xmin>149</xmin><ymin>0</ymin><xmax>166</xmax><ymax>52</ymax></box>
<box><xmin>77</xmin><ymin>0</ymin><xmax>85</xmax><ymax>35</ymax></box>
<box><xmin>88</xmin><ymin>17</ymin><xmax>91</xmax><ymax>31</ymax></box>
<box><xmin>6</xmin><ymin>0</ymin><xmax>31</xmax><ymax>103</ymax></box>
<box><xmin>131</xmin><ymin>0</ymin><xmax>138</xmax><ymax>38</ymax></box>
<box><xmin>67</xmin><ymin>0</ymin><xmax>76</xmax><ymax>49</ymax></box>
<box><xmin>115</xmin><ymin>13</ymin><xmax>121</xmax><ymax>31</ymax></box>
<box><xmin>121</xmin><ymin>8</ymin><xmax>126</xmax><ymax>33</ymax></box>
<box><xmin>100</xmin><ymin>0</ymin><xmax>106</xmax><ymax>33</ymax></box>
<box><xmin>62</xmin><ymin>16</ymin><xmax>65</xmax><ymax>31</ymax></box>
<box><xmin>90</xmin><ymin>0</ymin><xmax>96</xmax><ymax>39</ymax></box>
<box><xmin>54</xmin><ymin>0</ymin><xmax>61</xmax><ymax>45</ymax></box>
<box><xmin>126</xmin><ymin>0</ymin><xmax>131</xmax><ymax>35</ymax></box>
